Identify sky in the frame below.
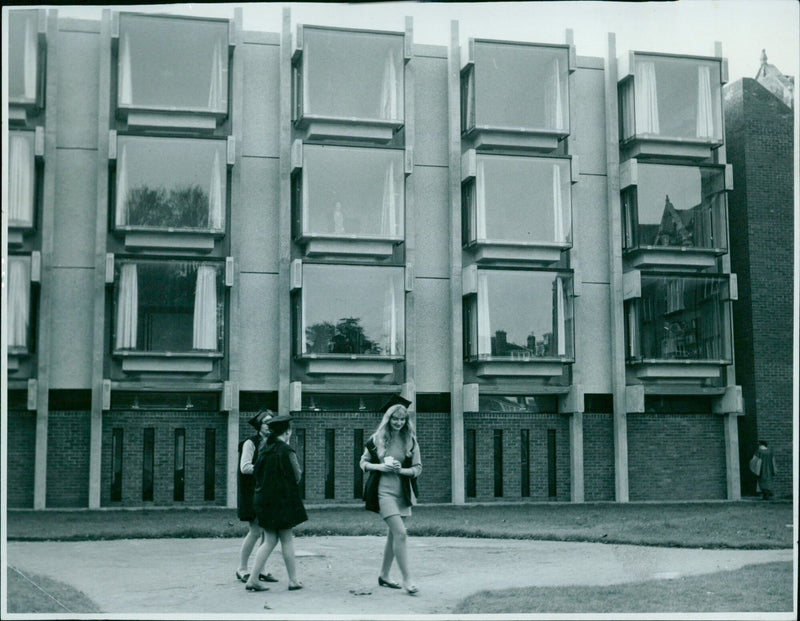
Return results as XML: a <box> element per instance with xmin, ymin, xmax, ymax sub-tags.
<box><xmin>43</xmin><ymin>1</ymin><xmax>800</xmax><ymax>84</ymax></box>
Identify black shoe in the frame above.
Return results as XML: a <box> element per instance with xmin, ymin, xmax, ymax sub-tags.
<box><xmin>259</xmin><ymin>573</ymin><xmax>279</xmax><ymax>583</ymax></box>
<box><xmin>236</xmin><ymin>570</ymin><xmax>250</xmax><ymax>582</ymax></box>
<box><xmin>245</xmin><ymin>582</ymin><xmax>269</xmax><ymax>592</ymax></box>
<box><xmin>379</xmin><ymin>576</ymin><xmax>402</xmax><ymax>589</ymax></box>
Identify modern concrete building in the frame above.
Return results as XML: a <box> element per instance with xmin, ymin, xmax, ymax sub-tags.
<box><xmin>725</xmin><ymin>52</ymin><xmax>794</xmax><ymax>500</ymax></box>
<box><xmin>5</xmin><ymin>7</ymin><xmax>746</xmax><ymax>508</ymax></box>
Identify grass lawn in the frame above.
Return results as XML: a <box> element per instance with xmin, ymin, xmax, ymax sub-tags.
<box><xmin>6</xmin><ymin>566</ymin><xmax>102</xmax><ymax>614</ymax></box>
<box><xmin>6</xmin><ymin>500</ymin><xmax>793</xmax><ymax>549</ymax></box>
<box><xmin>453</xmin><ymin>561</ymin><xmax>795</xmax><ymax>614</ymax></box>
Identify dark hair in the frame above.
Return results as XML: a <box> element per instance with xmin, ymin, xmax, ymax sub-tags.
<box><xmin>758</xmin><ymin>440</ymin><xmax>768</xmax><ymax>447</ymax></box>
<box><xmin>267</xmin><ymin>420</ymin><xmax>291</xmax><ymax>440</ymax></box>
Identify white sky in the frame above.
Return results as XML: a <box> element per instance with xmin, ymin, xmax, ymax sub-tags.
<box><xmin>43</xmin><ymin>1</ymin><xmax>799</xmax><ymax>83</ymax></box>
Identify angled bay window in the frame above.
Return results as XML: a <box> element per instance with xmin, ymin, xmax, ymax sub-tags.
<box><xmin>113</xmin><ymin>135</ymin><xmax>226</xmax><ymax>250</ymax></box>
<box><xmin>625</xmin><ymin>273</ymin><xmax>732</xmax><ymax>379</ymax></box>
<box><xmin>293</xmin><ymin>26</ymin><xmax>405</xmax><ymax>142</ymax></box>
<box><xmin>296</xmin><ymin>263</ymin><xmax>405</xmax><ymax>375</ymax></box>
<box><xmin>8</xmin><ymin>255</ymin><xmax>33</xmax><ymax>358</ymax></box>
<box><xmin>113</xmin><ymin>259</ymin><xmax>224</xmax><ymax>373</ymax></box>
<box><xmin>116</xmin><ymin>13</ymin><xmax>229</xmax><ymax>128</ymax></box>
<box><xmin>462</xmin><ymin>153</ymin><xmax>572</xmax><ymax>264</ymax></box>
<box><xmin>462</xmin><ymin>40</ymin><xmax>571</xmax><ymax>151</ymax></box>
<box><xmin>619</xmin><ymin>53</ymin><xmax>724</xmax><ymax>160</ymax></box>
<box><xmin>9</xmin><ymin>9</ymin><xmax>44</xmax><ymax>112</ymax></box>
<box><xmin>9</xmin><ymin>131</ymin><xmax>36</xmax><ymax>232</ymax></box>
<box><xmin>463</xmin><ymin>268</ymin><xmax>574</xmax><ymax>376</ymax></box>
<box><xmin>293</xmin><ymin>144</ymin><xmax>404</xmax><ymax>257</ymax></box>
<box><xmin>621</xmin><ymin>162</ymin><xmax>729</xmax><ymax>269</ymax></box>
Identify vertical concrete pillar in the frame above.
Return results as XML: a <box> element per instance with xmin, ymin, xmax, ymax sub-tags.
<box><xmin>724</xmin><ymin>413</ymin><xmax>742</xmax><ymax>500</ymax></box>
<box><xmin>569</xmin><ymin>412</ymin><xmax>585</xmax><ymax>502</ymax></box>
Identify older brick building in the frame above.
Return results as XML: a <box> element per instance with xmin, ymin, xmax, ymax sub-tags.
<box><xmin>6</xmin><ymin>7</ymin><xmax>749</xmax><ymax>508</ymax></box>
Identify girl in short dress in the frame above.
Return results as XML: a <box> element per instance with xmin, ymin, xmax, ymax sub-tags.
<box><xmin>360</xmin><ymin>403</ymin><xmax>422</xmax><ymax>595</ymax></box>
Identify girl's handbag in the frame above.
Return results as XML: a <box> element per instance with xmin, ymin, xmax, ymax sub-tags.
<box><xmin>749</xmin><ymin>454</ymin><xmax>762</xmax><ymax>476</ymax></box>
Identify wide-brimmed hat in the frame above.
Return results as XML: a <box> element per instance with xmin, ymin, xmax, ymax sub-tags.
<box><xmin>248</xmin><ymin>410</ymin><xmax>273</xmax><ymax>431</ymax></box>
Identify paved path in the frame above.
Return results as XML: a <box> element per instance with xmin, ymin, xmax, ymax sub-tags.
<box><xmin>6</xmin><ymin>536</ymin><xmax>792</xmax><ymax>615</ymax></box>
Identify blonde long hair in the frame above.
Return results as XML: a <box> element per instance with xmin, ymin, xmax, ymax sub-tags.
<box><xmin>371</xmin><ymin>404</ymin><xmax>416</xmax><ymax>459</ymax></box>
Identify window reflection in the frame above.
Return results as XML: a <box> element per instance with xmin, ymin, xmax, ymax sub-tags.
<box><xmin>299</xmin><ymin>145</ymin><xmax>404</xmax><ymax>238</ymax></box>
<box><xmin>299</xmin><ymin>28</ymin><xmax>404</xmax><ymax>122</ymax></box>
<box><xmin>118</xmin><ymin>14</ymin><xmax>228</xmax><ymax>113</ymax></box>
<box><xmin>301</xmin><ymin>264</ymin><xmax>404</xmax><ymax>356</ymax></box>
<box><xmin>623</xmin><ymin>164</ymin><xmax>726</xmax><ymax>250</ymax></box>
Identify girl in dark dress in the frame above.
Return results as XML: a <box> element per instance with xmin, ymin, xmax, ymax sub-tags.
<box><xmin>245</xmin><ymin>415</ymin><xmax>307</xmax><ymax>592</ymax></box>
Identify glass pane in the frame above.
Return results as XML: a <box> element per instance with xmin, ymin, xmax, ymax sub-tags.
<box><xmin>303</xmin><ymin>28</ymin><xmax>404</xmax><ymax>122</ymax></box>
<box><xmin>9</xmin><ymin>10</ymin><xmax>38</xmax><ymax>103</ymax></box>
<box><xmin>637</xmin><ymin>275</ymin><xmax>730</xmax><ymax>361</ymax></box>
<box><xmin>478</xmin><ymin>395</ymin><xmax>558</xmax><ymax>412</ymax></box>
<box><xmin>9</xmin><ymin>131</ymin><xmax>35</xmax><ymax>227</ymax></box>
<box><xmin>115</xmin><ymin>136</ymin><xmax>226</xmax><ymax>231</ymax></box>
<box><xmin>113</xmin><ymin>260</ymin><xmax>223</xmax><ymax>353</ymax></box>
<box><xmin>632</xmin><ymin>164</ymin><xmax>726</xmax><ymax>249</ymax></box>
<box><xmin>8</xmin><ymin>255</ymin><xmax>31</xmax><ymax>351</ymax></box>
<box><xmin>118</xmin><ymin>14</ymin><xmax>228</xmax><ymax>112</ymax></box>
<box><xmin>632</xmin><ymin>55</ymin><xmax>722</xmax><ymax>141</ymax></box>
<box><xmin>476</xmin><ymin>270</ymin><xmax>573</xmax><ymax>359</ymax></box>
<box><xmin>302</xmin><ymin>264</ymin><xmax>404</xmax><ymax>356</ymax></box>
<box><xmin>474</xmin><ymin>42</ymin><xmax>569</xmax><ymax>132</ymax></box>
<box><xmin>302</xmin><ymin>145</ymin><xmax>404</xmax><ymax>238</ymax></box>
<box><xmin>478</xmin><ymin>155</ymin><xmax>571</xmax><ymax>243</ymax></box>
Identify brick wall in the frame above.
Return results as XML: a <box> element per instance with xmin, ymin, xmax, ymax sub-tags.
<box><xmin>46</xmin><ymin>411</ymin><xmax>91</xmax><ymax>507</ymax></box>
<box><xmin>101</xmin><ymin>411</ymin><xmax>228</xmax><ymax>507</ymax></box>
<box><xmin>7</xmin><ymin>410</ymin><xmax>37</xmax><ymax>508</ymax></box>
<box><xmin>627</xmin><ymin>413</ymin><xmax>727</xmax><ymax>500</ymax></box>
<box><xmin>583</xmin><ymin>413</ymin><xmax>615</xmax><ymax>501</ymax></box>
<box><xmin>463</xmin><ymin>412</ymin><xmax>570</xmax><ymax>501</ymax></box>
<box><xmin>725</xmin><ymin>78</ymin><xmax>794</xmax><ymax>499</ymax></box>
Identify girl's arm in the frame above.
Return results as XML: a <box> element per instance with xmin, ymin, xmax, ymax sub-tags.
<box><xmin>240</xmin><ymin>439</ymin><xmax>256</xmax><ymax>474</ymax></box>
<box><xmin>400</xmin><ymin>441</ymin><xmax>422</xmax><ymax>478</ymax></box>
<box><xmin>288</xmin><ymin>450</ymin><xmax>303</xmax><ymax>484</ymax></box>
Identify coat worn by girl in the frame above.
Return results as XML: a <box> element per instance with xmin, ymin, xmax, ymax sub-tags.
<box><xmin>362</xmin><ymin>437</ymin><xmax>420</xmax><ymax>513</ymax></box>
<box><xmin>237</xmin><ymin>434</ymin><xmax>262</xmax><ymax>521</ymax></box>
<box><xmin>253</xmin><ymin>439</ymin><xmax>308</xmax><ymax>531</ymax></box>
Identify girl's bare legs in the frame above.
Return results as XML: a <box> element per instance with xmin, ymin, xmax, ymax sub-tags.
<box><xmin>384</xmin><ymin>515</ymin><xmax>415</xmax><ymax>590</ymax></box>
<box><xmin>380</xmin><ymin>530</ymin><xmax>395</xmax><ymax>581</ymax></box>
<box><xmin>278</xmin><ymin>529</ymin><xmax>301</xmax><ymax>587</ymax></box>
<box><xmin>238</xmin><ymin>521</ymin><xmax>262</xmax><ymax>574</ymax></box>
<box><xmin>244</xmin><ymin>530</ymin><xmax>279</xmax><ymax>589</ymax></box>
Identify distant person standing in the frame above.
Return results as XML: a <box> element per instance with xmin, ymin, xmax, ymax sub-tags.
<box><xmin>236</xmin><ymin>410</ymin><xmax>278</xmax><ymax>584</ymax></box>
<box><xmin>751</xmin><ymin>440</ymin><xmax>778</xmax><ymax>500</ymax></box>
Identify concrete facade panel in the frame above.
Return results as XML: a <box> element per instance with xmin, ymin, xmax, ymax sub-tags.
<box><xmin>576</xmin><ymin>283</ymin><xmax>612</xmax><ymax>392</ymax></box>
<box><xmin>571</xmin><ymin>65</ymin><xmax>607</xmax><ymax>175</ymax></box>
<box><xmin>56</xmin><ymin>30</ymin><xmax>100</xmax><ymax>149</ymax></box>
<box><xmin>413</xmin><ymin>277</ymin><xmax>451</xmax><ymax>392</ymax></box>
<box><xmin>234</xmin><ymin>156</ymin><xmax>279</xmax><ymax>274</ymax></box>
<box><xmin>240</xmin><ymin>42</ymin><xmax>280</xmax><ymax>158</ymax></box>
<box><xmin>53</xmin><ymin>149</ymin><xmax>98</xmax><ymax>268</ymax></box>
<box><xmin>412</xmin><ymin>166</ymin><xmax>450</xmax><ymax>278</ymax></box>
<box><xmin>572</xmin><ymin>174</ymin><xmax>609</xmax><ymax>284</ymax></box>
<box><xmin>239</xmin><ymin>272</ymin><xmax>280</xmax><ymax>390</ymax></box>
<box><xmin>413</xmin><ymin>54</ymin><xmax>449</xmax><ymax>167</ymax></box>
<box><xmin>49</xmin><ymin>268</ymin><xmax>94</xmax><ymax>388</ymax></box>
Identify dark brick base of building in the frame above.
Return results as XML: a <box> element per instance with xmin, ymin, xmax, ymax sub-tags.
<box><xmin>7</xmin><ymin>410</ymin><xmax>36</xmax><ymax>508</ymax></box>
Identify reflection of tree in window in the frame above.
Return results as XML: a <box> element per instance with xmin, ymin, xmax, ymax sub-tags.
<box><xmin>126</xmin><ymin>184</ymin><xmax>210</xmax><ymax>228</ymax></box>
<box><xmin>305</xmin><ymin>317</ymin><xmax>381</xmax><ymax>355</ymax></box>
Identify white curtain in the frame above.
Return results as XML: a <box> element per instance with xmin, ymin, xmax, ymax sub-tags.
<box><xmin>23</xmin><ymin>16</ymin><xmax>37</xmax><ymax>100</ymax></box>
<box><xmin>477</xmin><ymin>272</ymin><xmax>492</xmax><ymax>356</ymax></box>
<box><xmin>464</xmin><ymin>69</ymin><xmax>475</xmax><ymax>129</ymax></box>
<box><xmin>555</xmin><ymin>277</ymin><xmax>566</xmax><ymax>356</ymax></box>
<box><xmin>476</xmin><ymin>160</ymin><xmax>487</xmax><ymax>240</ymax></box>
<box><xmin>552</xmin><ymin>164</ymin><xmax>564</xmax><ymax>243</ymax></box>
<box><xmin>119</xmin><ymin>33</ymin><xmax>132</xmax><ymax>105</ymax></box>
<box><xmin>207</xmin><ymin>38</ymin><xmax>225</xmax><ymax>111</ymax></box>
<box><xmin>627</xmin><ymin>304</ymin><xmax>639</xmax><ymax>358</ymax></box>
<box><xmin>10</xmin><ymin>134</ymin><xmax>34</xmax><ymax>225</ymax></box>
<box><xmin>382</xmin><ymin>281</ymin><xmax>397</xmax><ymax>355</ymax></box>
<box><xmin>696</xmin><ymin>65</ymin><xmax>714</xmax><ymax>138</ymax></box>
<box><xmin>544</xmin><ymin>57</ymin><xmax>563</xmax><ymax>130</ymax></box>
<box><xmin>8</xmin><ymin>258</ymin><xmax>30</xmax><ymax>348</ymax></box>
<box><xmin>193</xmin><ymin>265</ymin><xmax>218</xmax><ymax>350</ymax></box>
<box><xmin>380</xmin><ymin>48</ymin><xmax>399</xmax><ymax>120</ymax></box>
<box><xmin>115</xmin><ymin>263</ymin><xmax>138</xmax><ymax>349</ymax></box>
<box><xmin>380</xmin><ymin>160</ymin><xmax>397</xmax><ymax>237</ymax></box>
<box><xmin>634</xmin><ymin>61</ymin><xmax>660</xmax><ymax>134</ymax></box>
<box><xmin>115</xmin><ymin>144</ymin><xmax>128</xmax><ymax>227</ymax></box>
<box><xmin>209</xmin><ymin>149</ymin><xmax>223</xmax><ymax>230</ymax></box>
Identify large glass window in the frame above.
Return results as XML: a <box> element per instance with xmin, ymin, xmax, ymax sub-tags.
<box><xmin>9</xmin><ymin>131</ymin><xmax>36</xmax><ymax>229</ymax></box>
<box><xmin>9</xmin><ymin>10</ymin><xmax>40</xmax><ymax>105</ymax></box>
<box><xmin>463</xmin><ymin>42</ymin><xmax>569</xmax><ymax>134</ymax></box>
<box><xmin>464</xmin><ymin>269</ymin><xmax>574</xmax><ymax>361</ymax></box>
<box><xmin>625</xmin><ymin>274</ymin><xmax>732</xmax><ymax>362</ymax></box>
<box><xmin>8</xmin><ymin>255</ymin><xmax>32</xmax><ymax>354</ymax></box>
<box><xmin>117</xmin><ymin>14</ymin><xmax>228</xmax><ymax>114</ymax></box>
<box><xmin>622</xmin><ymin>164</ymin><xmax>727</xmax><ymax>251</ymax></box>
<box><xmin>619</xmin><ymin>55</ymin><xmax>723</xmax><ymax>143</ymax></box>
<box><xmin>463</xmin><ymin>155</ymin><xmax>571</xmax><ymax>245</ymax></box>
<box><xmin>296</xmin><ymin>27</ymin><xmax>404</xmax><ymax>123</ymax></box>
<box><xmin>295</xmin><ymin>145</ymin><xmax>404</xmax><ymax>239</ymax></box>
<box><xmin>114</xmin><ymin>136</ymin><xmax>226</xmax><ymax>232</ymax></box>
<box><xmin>299</xmin><ymin>264</ymin><xmax>405</xmax><ymax>357</ymax></box>
<box><xmin>113</xmin><ymin>260</ymin><xmax>224</xmax><ymax>354</ymax></box>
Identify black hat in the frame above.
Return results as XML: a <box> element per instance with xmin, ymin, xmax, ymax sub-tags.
<box><xmin>379</xmin><ymin>394</ymin><xmax>412</xmax><ymax>413</ymax></box>
<box><xmin>248</xmin><ymin>410</ymin><xmax>273</xmax><ymax>431</ymax></box>
<box><xmin>267</xmin><ymin>414</ymin><xmax>293</xmax><ymax>428</ymax></box>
